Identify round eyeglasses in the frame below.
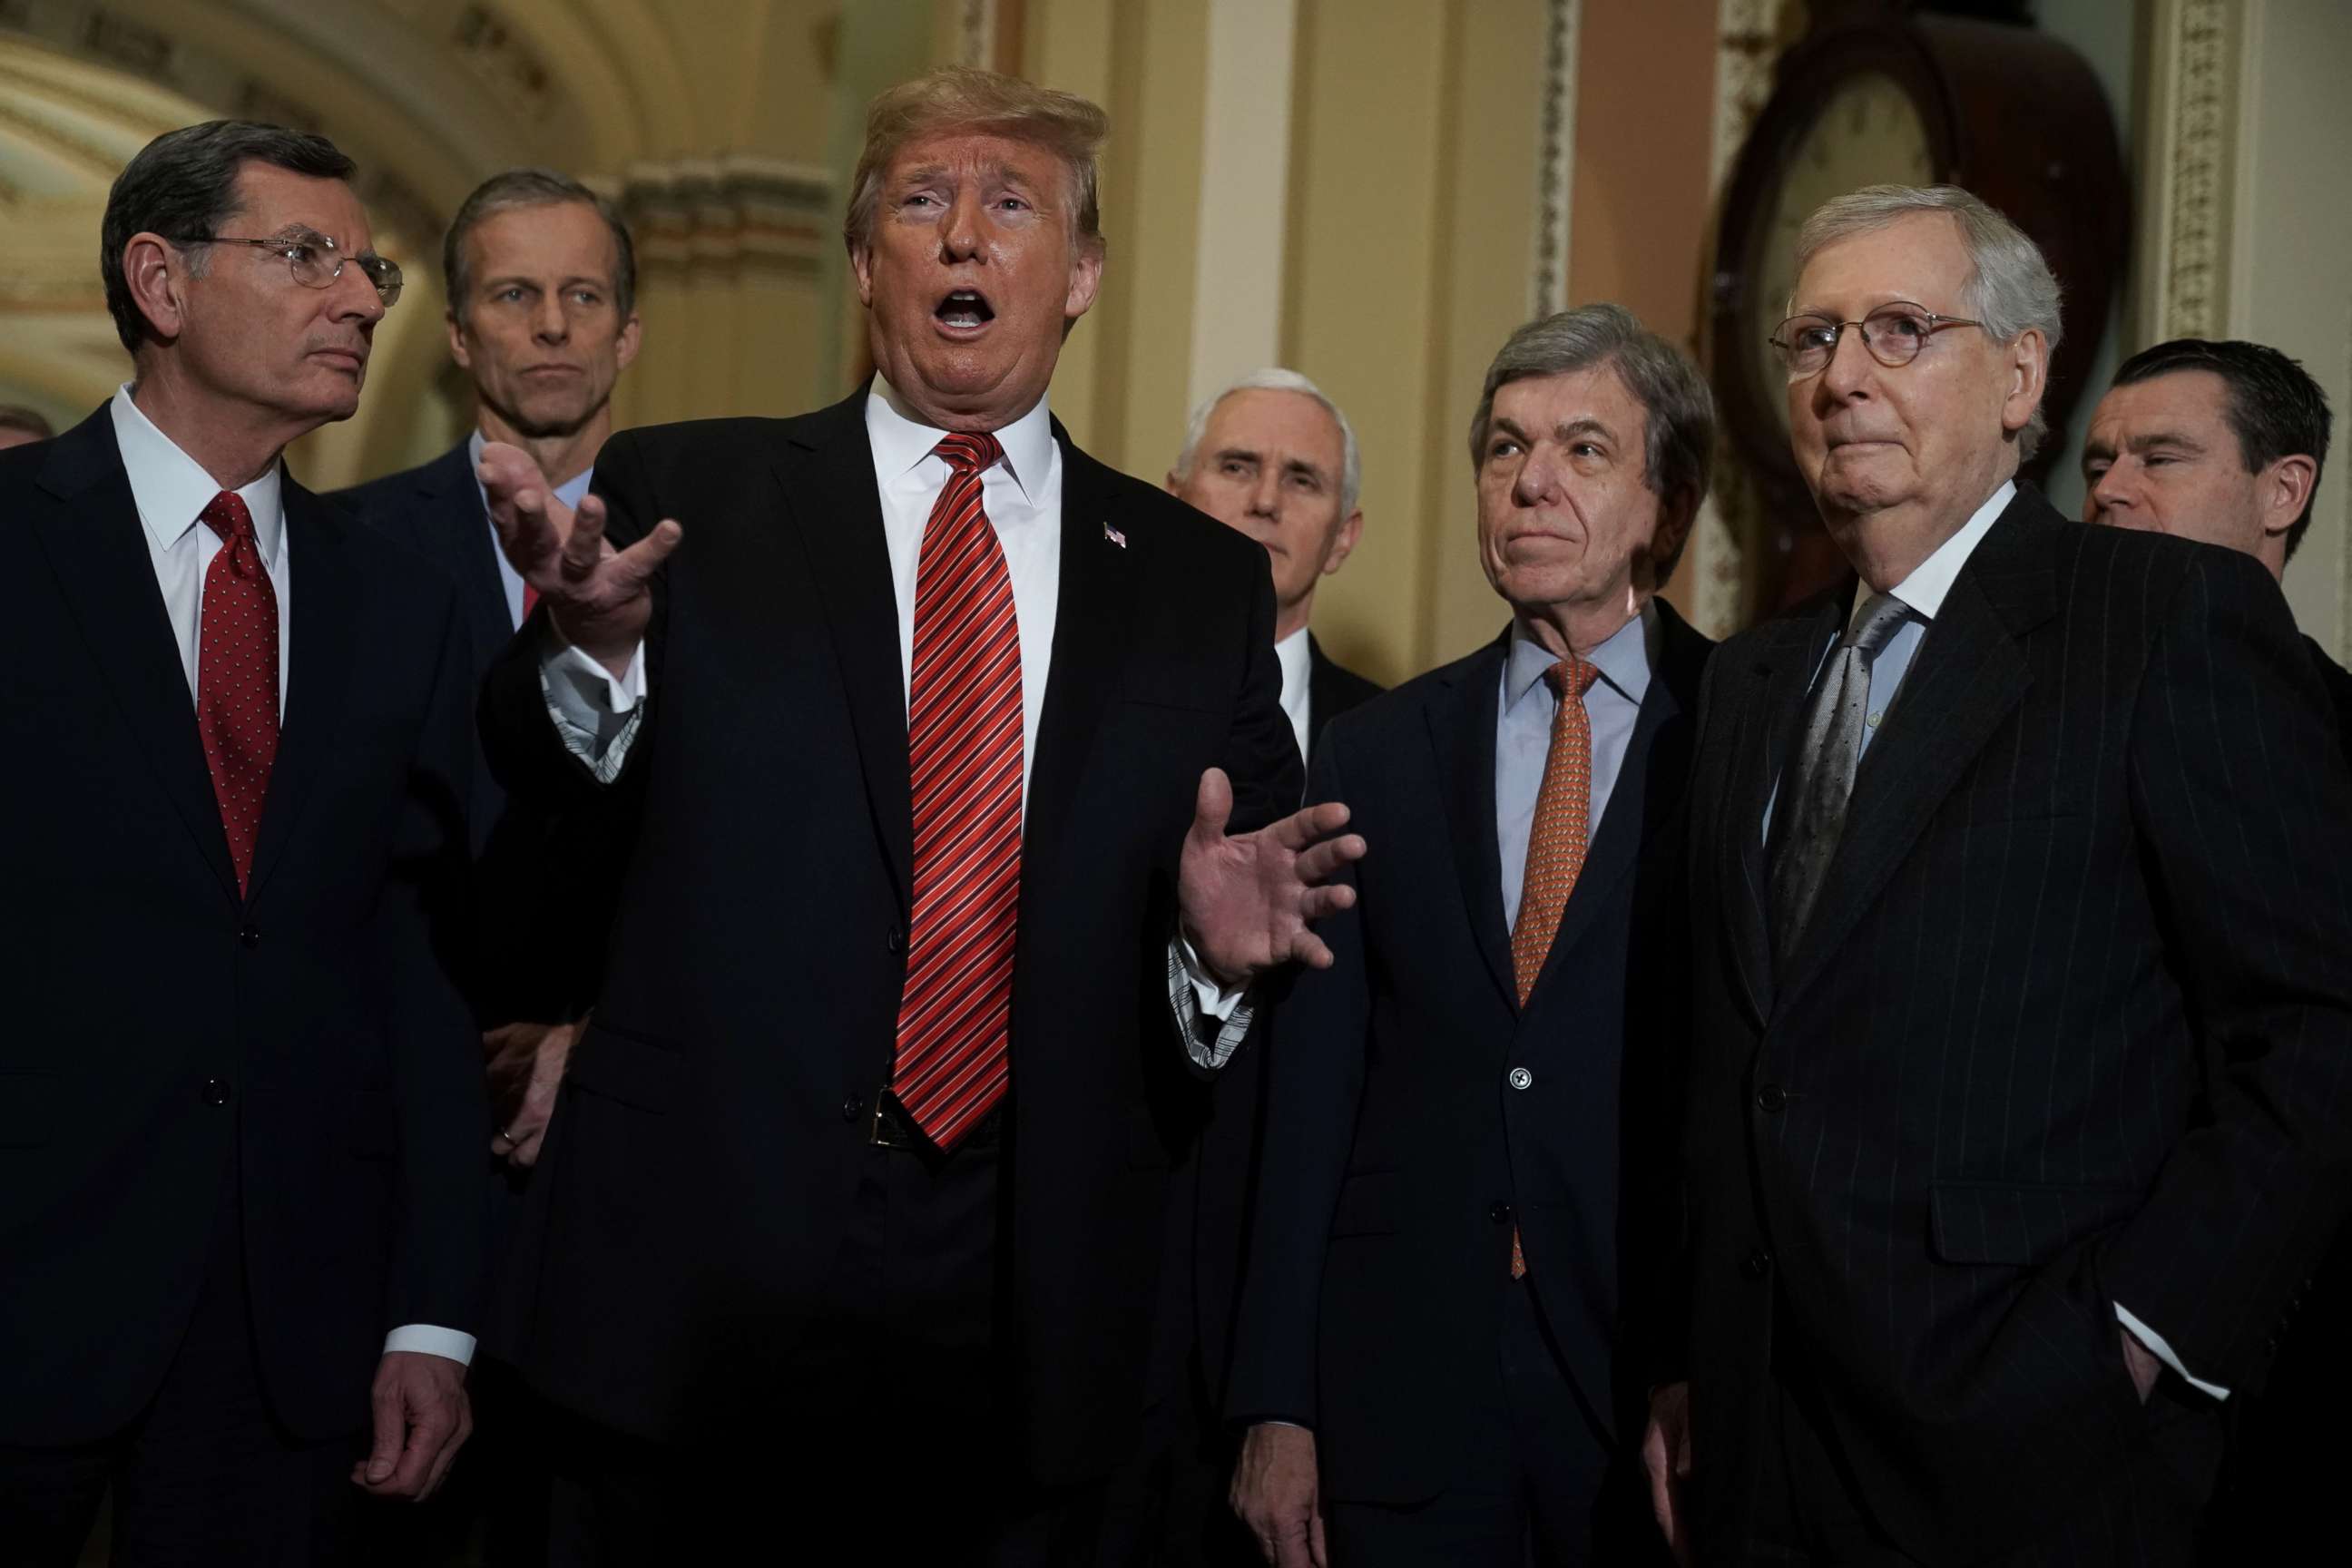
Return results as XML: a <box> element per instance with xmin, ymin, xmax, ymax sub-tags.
<box><xmin>190</xmin><ymin>231</ymin><xmax>403</xmax><ymax>308</ymax></box>
<box><xmin>1768</xmin><ymin>303</ymin><xmax>1981</xmax><ymax>378</ymax></box>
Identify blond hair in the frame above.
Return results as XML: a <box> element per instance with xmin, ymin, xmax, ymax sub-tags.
<box><xmin>844</xmin><ymin>66</ymin><xmax>1108</xmax><ymax>255</ymax></box>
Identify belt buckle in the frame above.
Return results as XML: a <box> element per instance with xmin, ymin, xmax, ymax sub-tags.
<box><xmin>867</xmin><ymin>1094</ymin><xmax>918</xmax><ymax>1150</ymax></box>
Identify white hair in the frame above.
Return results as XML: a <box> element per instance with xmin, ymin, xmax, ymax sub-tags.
<box><xmin>1173</xmin><ymin>368</ymin><xmax>1362</xmax><ymax>517</ymax></box>
<box><xmin>1790</xmin><ymin>184</ymin><xmax>2064</xmax><ymax>456</ymax></box>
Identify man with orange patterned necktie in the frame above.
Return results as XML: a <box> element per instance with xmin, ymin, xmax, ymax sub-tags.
<box><xmin>1229</xmin><ymin>304</ymin><xmax>1713</xmax><ymax>1568</ymax></box>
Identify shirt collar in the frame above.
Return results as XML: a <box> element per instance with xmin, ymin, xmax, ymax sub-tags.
<box><xmin>468</xmin><ymin>427</ymin><xmax>594</xmax><ymax>513</ymax></box>
<box><xmin>1504</xmin><ymin>601</ymin><xmax>1658</xmax><ymax>713</ymax></box>
<box><xmin>866</xmin><ymin>374</ymin><xmax>1054</xmax><ymax>505</ymax></box>
<box><xmin>1275</xmin><ymin>625</ymin><xmax>1313</xmax><ymax>707</ymax></box>
<box><xmin>110</xmin><ymin>383</ymin><xmax>285</xmax><ymax>568</ymax></box>
<box><xmin>1864</xmin><ymin>478</ymin><xmax>2015</xmax><ymax>631</ymax></box>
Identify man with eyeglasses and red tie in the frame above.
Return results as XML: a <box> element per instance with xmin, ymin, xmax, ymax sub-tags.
<box><xmin>0</xmin><ymin>122</ymin><xmax>487</xmax><ymax>1564</ymax></box>
<box><xmin>1647</xmin><ymin>183</ymin><xmax>2352</xmax><ymax>1566</ymax></box>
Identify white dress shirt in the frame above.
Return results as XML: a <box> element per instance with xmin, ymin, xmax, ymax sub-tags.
<box><xmin>538</xmin><ymin>380</ymin><xmax>1244</xmax><ymax>1066</ymax></box>
<box><xmin>1762</xmin><ymin>475</ymin><xmax>2221</xmax><ymax>1400</ymax></box>
<box><xmin>109</xmin><ymin>387</ymin><xmax>475</xmax><ymax>1368</ymax></box>
<box><xmin>1274</xmin><ymin>626</ymin><xmax>1314</xmax><ymax>768</ymax></box>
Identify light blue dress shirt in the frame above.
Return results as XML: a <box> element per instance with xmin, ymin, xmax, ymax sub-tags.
<box><xmin>1495</xmin><ymin>603</ymin><xmax>1658</xmax><ymax>929</ymax></box>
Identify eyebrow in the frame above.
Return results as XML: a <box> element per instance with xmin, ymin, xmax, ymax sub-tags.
<box><xmin>1214</xmin><ymin>446</ymin><xmax>1330</xmax><ymax>483</ymax></box>
<box><xmin>482</xmin><ymin>274</ymin><xmax>611</xmax><ymax>290</ymax></box>
<box><xmin>1493</xmin><ymin>415</ymin><xmax>1616</xmax><ymax>446</ymax></box>
<box><xmin>2083</xmin><ymin>429</ymin><xmax>2208</xmax><ymax>464</ymax></box>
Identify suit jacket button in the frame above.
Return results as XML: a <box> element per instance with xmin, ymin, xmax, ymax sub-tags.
<box><xmin>1741</xmin><ymin>1247</ymin><xmax>1774</xmax><ymax>1279</ymax></box>
<box><xmin>1508</xmin><ymin>1067</ymin><xmax>1534</xmax><ymax>1091</ymax></box>
<box><xmin>1755</xmin><ymin>1083</ymin><xmax>1788</xmax><ymax>1113</ymax></box>
<box><xmin>841</xmin><ymin>1094</ymin><xmax>864</xmax><ymax>1122</ymax></box>
<box><xmin>886</xmin><ymin>924</ymin><xmax>906</xmax><ymax>955</ymax></box>
<box><xmin>201</xmin><ymin>1077</ymin><xmax>230</xmax><ymax>1105</ymax></box>
<box><xmin>238</xmin><ymin>926</ymin><xmax>260</xmax><ymax>949</ymax></box>
<box><xmin>1490</xmin><ymin>1200</ymin><xmax>1514</xmax><ymax>1224</ymax></box>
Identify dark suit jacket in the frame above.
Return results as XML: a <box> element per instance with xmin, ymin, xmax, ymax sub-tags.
<box><xmin>478</xmin><ymin>387</ymin><xmax>1300</xmax><ymax>1483</ymax></box>
<box><xmin>0</xmin><ymin>410</ymin><xmax>488</xmax><ymax>1445</ymax></box>
<box><xmin>1680</xmin><ymin>487</ymin><xmax>2352</xmax><ymax>1563</ymax></box>
<box><xmin>1156</xmin><ymin>632</ymin><xmax>1386</xmax><ymax>1417</ymax></box>
<box><xmin>1307</xmin><ymin>634</ymin><xmax>1380</xmax><ymax>760</ymax></box>
<box><xmin>1230</xmin><ymin>602</ymin><xmax>1711</xmax><ymax>1503</ymax></box>
<box><xmin>335</xmin><ymin>442</ymin><xmax>616</xmax><ymax>1026</ymax></box>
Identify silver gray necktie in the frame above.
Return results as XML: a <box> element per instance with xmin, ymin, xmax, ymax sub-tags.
<box><xmin>1769</xmin><ymin>592</ymin><xmax>1911</xmax><ymax>965</ymax></box>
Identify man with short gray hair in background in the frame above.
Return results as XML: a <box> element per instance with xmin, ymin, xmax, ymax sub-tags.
<box><xmin>1651</xmin><ymin>184</ymin><xmax>2352</xmax><ymax>1565</ymax></box>
<box><xmin>1230</xmin><ymin>303</ymin><xmax>1714</xmax><ymax>1566</ymax></box>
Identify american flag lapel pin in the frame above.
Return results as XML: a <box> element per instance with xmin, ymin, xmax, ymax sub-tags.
<box><xmin>1102</xmin><ymin>520</ymin><xmax>1127</xmax><ymax>549</ymax></box>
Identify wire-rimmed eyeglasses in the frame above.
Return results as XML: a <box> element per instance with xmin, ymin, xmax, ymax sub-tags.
<box><xmin>188</xmin><ymin>230</ymin><xmax>403</xmax><ymax>308</ymax></box>
<box><xmin>1769</xmin><ymin>303</ymin><xmax>1981</xmax><ymax>378</ymax></box>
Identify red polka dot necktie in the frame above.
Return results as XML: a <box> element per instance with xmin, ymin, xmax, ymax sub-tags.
<box><xmin>890</xmin><ymin>433</ymin><xmax>1023</xmax><ymax>1150</ymax></box>
<box><xmin>1505</xmin><ymin>653</ymin><xmax>1600</xmax><ymax>1278</ymax></box>
<box><xmin>196</xmin><ymin>491</ymin><xmax>280</xmax><ymax>897</ymax></box>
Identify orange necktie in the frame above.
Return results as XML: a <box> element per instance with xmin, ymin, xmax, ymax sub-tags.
<box><xmin>1505</xmin><ymin>654</ymin><xmax>1600</xmax><ymax>1277</ymax></box>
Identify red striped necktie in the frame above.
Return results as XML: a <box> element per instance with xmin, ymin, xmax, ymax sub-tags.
<box><xmin>195</xmin><ymin>491</ymin><xmax>280</xmax><ymax>896</ymax></box>
<box><xmin>890</xmin><ymin>432</ymin><xmax>1024</xmax><ymax>1150</ymax></box>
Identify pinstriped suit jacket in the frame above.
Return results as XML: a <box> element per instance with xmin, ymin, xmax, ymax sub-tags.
<box><xmin>1680</xmin><ymin>487</ymin><xmax>2352</xmax><ymax>1563</ymax></box>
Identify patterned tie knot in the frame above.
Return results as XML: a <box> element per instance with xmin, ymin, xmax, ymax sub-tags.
<box><xmin>1844</xmin><ymin>591</ymin><xmax>1909</xmax><ymax>657</ymax></box>
<box><xmin>934</xmin><ymin>431</ymin><xmax>1004</xmax><ymax>476</ymax></box>
<box><xmin>200</xmin><ymin>492</ymin><xmax>262</xmax><ymax>578</ymax></box>
<box><xmin>1544</xmin><ymin>654</ymin><xmax>1601</xmax><ymax>702</ymax></box>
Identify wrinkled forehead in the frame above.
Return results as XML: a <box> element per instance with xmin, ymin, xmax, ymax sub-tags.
<box><xmin>2098</xmin><ymin>369</ymin><xmax>2236</xmax><ymax>433</ymax></box>
<box><xmin>1207</xmin><ymin>387</ymin><xmax>1344</xmax><ymax>462</ymax></box>
<box><xmin>1790</xmin><ymin>211</ymin><xmax>1972</xmax><ymax>315</ymax></box>
<box><xmin>887</xmin><ymin>129</ymin><xmax>1073</xmax><ymax>191</ymax></box>
<box><xmin>226</xmin><ymin>161</ymin><xmax>373</xmax><ymax>250</ymax></box>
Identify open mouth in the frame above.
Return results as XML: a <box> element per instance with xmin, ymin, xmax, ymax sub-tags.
<box><xmin>935</xmin><ymin>289</ymin><xmax>995</xmax><ymax>329</ymax></box>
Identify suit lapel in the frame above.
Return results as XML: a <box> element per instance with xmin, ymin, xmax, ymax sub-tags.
<box><xmin>1427</xmin><ymin>633</ymin><xmax>1516</xmax><ymax>1010</ymax></box>
<box><xmin>776</xmin><ymin>393</ymin><xmax>914</xmax><ymax>909</ymax></box>
<box><xmin>1024</xmin><ymin>430</ymin><xmax>1144</xmax><ymax>888</ymax></box>
<box><xmin>27</xmin><ymin>416</ymin><xmax>240</xmax><ymax>907</ymax></box>
<box><xmin>247</xmin><ymin>478</ymin><xmax>360</xmax><ymax>901</ymax></box>
<box><xmin>1775</xmin><ymin>504</ymin><xmax>2056</xmax><ymax>1008</ymax></box>
<box><xmin>1725</xmin><ymin>599</ymin><xmax>1843</xmax><ymax>1025</ymax></box>
<box><xmin>417</xmin><ymin>443</ymin><xmax>515</xmax><ymax>655</ymax></box>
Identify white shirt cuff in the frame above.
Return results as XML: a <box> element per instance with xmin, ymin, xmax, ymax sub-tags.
<box><xmin>382</xmin><ymin>1324</ymin><xmax>477</xmax><ymax>1367</ymax></box>
<box><xmin>1166</xmin><ymin>934</ymin><xmax>1254</xmax><ymax>1070</ymax></box>
<box><xmin>2114</xmin><ymin>1302</ymin><xmax>2230</xmax><ymax>1400</ymax></box>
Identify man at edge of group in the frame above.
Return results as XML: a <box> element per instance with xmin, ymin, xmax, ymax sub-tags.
<box><xmin>471</xmin><ymin>67</ymin><xmax>1361</xmax><ymax>1561</ymax></box>
<box><xmin>0</xmin><ymin>120</ymin><xmax>485</xmax><ymax>1564</ymax></box>
<box><xmin>1647</xmin><ymin>183</ymin><xmax>2352</xmax><ymax>1566</ymax></box>
<box><xmin>1230</xmin><ymin>303</ymin><xmax>1712</xmax><ymax>1568</ymax></box>
<box><xmin>2080</xmin><ymin>337</ymin><xmax>2350</xmax><ymax>1563</ymax></box>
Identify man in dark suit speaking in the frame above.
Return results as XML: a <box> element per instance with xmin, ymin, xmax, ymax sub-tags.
<box><xmin>1648</xmin><ymin>184</ymin><xmax>2352</xmax><ymax>1565</ymax></box>
<box><xmin>0</xmin><ymin>122</ymin><xmax>486</xmax><ymax>1563</ymax></box>
<box><xmin>1230</xmin><ymin>305</ymin><xmax>1711</xmax><ymax>1567</ymax></box>
<box><xmin>474</xmin><ymin>68</ymin><xmax>1359</xmax><ymax>1559</ymax></box>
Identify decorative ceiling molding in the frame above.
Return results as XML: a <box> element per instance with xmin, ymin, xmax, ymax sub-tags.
<box><xmin>958</xmin><ymin>0</ymin><xmax>997</xmax><ymax>71</ymax></box>
<box><xmin>620</xmin><ymin>156</ymin><xmax>837</xmax><ymax>279</ymax></box>
<box><xmin>1529</xmin><ymin>0</ymin><xmax>1579</xmax><ymax>316</ymax></box>
<box><xmin>2160</xmin><ymin>0</ymin><xmax>2236</xmax><ymax>340</ymax></box>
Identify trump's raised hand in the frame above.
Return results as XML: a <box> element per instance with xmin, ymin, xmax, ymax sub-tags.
<box><xmin>1179</xmin><ymin>767</ymin><xmax>1365</xmax><ymax>988</ymax></box>
<box><xmin>478</xmin><ymin>440</ymin><xmax>679</xmax><ymax>679</ymax></box>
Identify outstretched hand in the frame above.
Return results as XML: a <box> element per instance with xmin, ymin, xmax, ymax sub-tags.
<box><xmin>478</xmin><ymin>441</ymin><xmax>679</xmax><ymax>678</ymax></box>
<box><xmin>1178</xmin><ymin>768</ymin><xmax>1365</xmax><ymax>988</ymax></box>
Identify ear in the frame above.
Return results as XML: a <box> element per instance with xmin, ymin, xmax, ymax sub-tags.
<box><xmin>446</xmin><ymin>309</ymin><xmax>472</xmax><ymax>371</ymax></box>
<box><xmin>1998</xmin><ymin>327</ymin><xmax>2050</xmax><ymax>437</ymax></box>
<box><xmin>1321</xmin><ymin>506</ymin><xmax>1366</xmax><ymax>577</ymax></box>
<box><xmin>848</xmin><ymin>238</ymin><xmax>876</xmax><ymax>309</ymax></box>
<box><xmin>1646</xmin><ymin>487</ymin><xmax>1700</xmax><ymax>585</ymax></box>
<box><xmin>1063</xmin><ymin>238</ymin><xmax>1103</xmax><ymax>324</ymax></box>
<box><xmin>2256</xmin><ymin>453</ymin><xmax>2319</xmax><ymax>542</ymax></box>
<box><xmin>122</xmin><ymin>232</ymin><xmax>188</xmax><ymax>344</ymax></box>
<box><xmin>613</xmin><ymin>311</ymin><xmax>643</xmax><ymax>373</ymax></box>
<box><xmin>1163</xmin><ymin>467</ymin><xmax>1183</xmax><ymax>498</ymax></box>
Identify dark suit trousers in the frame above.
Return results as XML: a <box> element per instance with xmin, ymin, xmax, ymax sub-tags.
<box><xmin>546</xmin><ymin>1120</ymin><xmax>1104</xmax><ymax>1565</ymax></box>
<box><xmin>0</xmin><ymin>1166</ymin><xmax>365</xmax><ymax>1567</ymax></box>
<box><xmin>1747</xmin><ymin>1350</ymin><xmax>2224</xmax><ymax>1567</ymax></box>
<box><xmin>1327</xmin><ymin>1277</ymin><xmax>1649</xmax><ymax>1568</ymax></box>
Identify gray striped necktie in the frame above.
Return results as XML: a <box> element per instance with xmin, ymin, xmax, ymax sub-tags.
<box><xmin>1769</xmin><ymin>592</ymin><xmax>1911</xmax><ymax>965</ymax></box>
